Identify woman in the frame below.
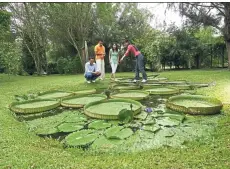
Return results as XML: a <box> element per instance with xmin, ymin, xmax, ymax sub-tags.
<box><xmin>120</xmin><ymin>40</ymin><xmax>147</xmax><ymax>83</ymax></box>
<box><xmin>109</xmin><ymin>44</ymin><xmax>120</xmax><ymax>80</ymax></box>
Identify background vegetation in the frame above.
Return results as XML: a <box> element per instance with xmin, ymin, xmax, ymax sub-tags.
<box><xmin>1</xmin><ymin>3</ymin><xmax>229</xmax><ymax>76</ymax></box>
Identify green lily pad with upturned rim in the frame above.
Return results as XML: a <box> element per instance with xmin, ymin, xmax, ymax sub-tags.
<box><xmin>113</xmin><ymin>85</ymin><xmax>142</xmax><ymax>90</ymax></box>
<box><xmin>145</xmin><ymin>87</ymin><xmax>179</xmax><ymax>95</ymax></box>
<box><xmin>111</xmin><ymin>90</ymin><xmax>149</xmax><ymax>100</ymax></box>
<box><xmin>73</xmin><ymin>89</ymin><xmax>97</xmax><ymax>95</ymax></box>
<box><xmin>9</xmin><ymin>99</ymin><xmax>61</xmax><ymax>114</ymax></box>
<box><xmin>84</xmin><ymin>98</ymin><xmax>142</xmax><ymax>120</ymax></box>
<box><xmin>166</xmin><ymin>95</ymin><xmax>223</xmax><ymax>115</ymax></box>
<box><xmin>61</xmin><ymin>94</ymin><xmax>106</xmax><ymax>108</ymax></box>
<box><xmin>37</xmin><ymin>90</ymin><xmax>73</xmax><ymax>100</ymax></box>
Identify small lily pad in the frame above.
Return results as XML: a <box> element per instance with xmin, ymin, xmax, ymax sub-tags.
<box><xmin>139</xmin><ymin>130</ymin><xmax>155</xmax><ymax>139</ymax></box>
<box><xmin>88</xmin><ymin>120</ymin><xmax>112</xmax><ymax>130</ymax></box>
<box><xmin>116</xmin><ymin>128</ymin><xmax>133</xmax><ymax>139</ymax></box>
<box><xmin>143</xmin><ymin>125</ymin><xmax>161</xmax><ymax>133</ymax></box>
<box><xmin>65</xmin><ymin>130</ymin><xmax>98</xmax><ymax>147</ymax></box>
<box><xmin>134</xmin><ymin>111</ymin><xmax>148</xmax><ymax>120</ymax></box>
<box><xmin>57</xmin><ymin>123</ymin><xmax>83</xmax><ymax>132</ymax></box>
<box><xmin>35</xmin><ymin>125</ymin><xmax>59</xmax><ymax>135</ymax></box>
<box><xmin>156</xmin><ymin>117</ymin><xmax>180</xmax><ymax>127</ymax></box>
<box><xmin>141</xmin><ymin>117</ymin><xmax>156</xmax><ymax>125</ymax></box>
<box><xmin>162</xmin><ymin>113</ymin><xmax>185</xmax><ymax>122</ymax></box>
<box><xmin>105</xmin><ymin>126</ymin><xmax>133</xmax><ymax>139</ymax></box>
<box><xmin>92</xmin><ymin>136</ymin><xmax>124</xmax><ymax>149</ymax></box>
<box><xmin>160</xmin><ymin>128</ymin><xmax>175</xmax><ymax>137</ymax></box>
<box><xmin>107</xmin><ymin>120</ymin><xmax>120</xmax><ymax>126</ymax></box>
<box><xmin>64</xmin><ymin>114</ymin><xmax>87</xmax><ymax>123</ymax></box>
<box><xmin>105</xmin><ymin>126</ymin><xmax>123</xmax><ymax>139</ymax></box>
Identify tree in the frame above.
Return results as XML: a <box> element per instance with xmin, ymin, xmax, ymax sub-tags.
<box><xmin>0</xmin><ymin>4</ymin><xmax>22</xmax><ymax>74</ymax></box>
<box><xmin>9</xmin><ymin>3</ymin><xmax>49</xmax><ymax>75</ymax></box>
<box><xmin>47</xmin><ymin>3</ymin><xmax>94</xmax><ymax>67</ymax></box>
<box><xmin>168</xmin><ymin>2</ymin><xmax>230</xmax><ymax>70</ymax></box>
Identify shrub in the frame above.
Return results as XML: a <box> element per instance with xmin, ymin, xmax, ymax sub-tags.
<box><xmin>57</xmin><ymin>58</ymin><xmax>68</xmax><ymax>74</ymax></box>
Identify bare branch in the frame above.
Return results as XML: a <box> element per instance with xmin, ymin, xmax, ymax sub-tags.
<box><xmin>189</xmin><ymin>3</ymin><xmax>223</xmax><ymax>9</ymax></box>
<box><xmin>211</xmin><ymin>2</ymin><xmax>225</xmax><ymax>16</ymax></box>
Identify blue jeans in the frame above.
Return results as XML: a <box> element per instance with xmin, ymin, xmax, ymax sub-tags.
<box><xmin>135</xmin><ymin>54</ymin><xmax>147</xmax><ymax>80</ymax></box>
<box><xmin>84</xmin><ymin>72</ymin><xmax>100</xmax><ymax>81</ymax></box>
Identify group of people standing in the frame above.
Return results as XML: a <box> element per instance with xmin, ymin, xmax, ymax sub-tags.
<box><xmin>84</xmin><ymin>39</ymin><xmax>147</xmax><ymax>83</ymax></box>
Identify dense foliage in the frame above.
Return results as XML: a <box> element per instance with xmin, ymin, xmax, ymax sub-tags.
<box><xmin>0</xmin><ymin>2</ymin><xmax>227</xmax><ymax>75</ymax></box>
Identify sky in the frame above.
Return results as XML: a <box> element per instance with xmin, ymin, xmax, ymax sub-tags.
<box><xmin>138</xmin><ymin>3</ymin><xmax>184</xmax><ymax>30</ymax></box>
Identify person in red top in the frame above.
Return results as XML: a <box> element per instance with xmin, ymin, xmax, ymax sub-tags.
<box><xmin>120</xmin><ymin>40</ymin><xmax>147</xmax><ymax>83</ymax></box>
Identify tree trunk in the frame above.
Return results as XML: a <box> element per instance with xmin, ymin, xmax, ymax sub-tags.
<box><xmin>224</xmin><ymin>3</ymin><xmax>230</xmax><ymax>70</ymax></box>
<box><xmin>222</xmin><ymin>45</ymin><xmax>225</xmax><ymax>68</ymax></box>
<box><xmin>210</xmin><ymin>45</ymin><xmax>213</xmax><ymax>68</ymax></box>
<box><xmin>226</xmin><ymin>41</ymin><xmax>230</xmax><ymax>69</ymax></box>
<box><xmin>195</xmin><ymin>55</ymin><xmax>199</xmax><ymax>69</ymax></box>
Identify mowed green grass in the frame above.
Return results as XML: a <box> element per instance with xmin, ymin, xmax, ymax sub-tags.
<box><xmin>1</xmin><ymin>69</ymin><xmax>230</xmax><ymax>169</ymax></box>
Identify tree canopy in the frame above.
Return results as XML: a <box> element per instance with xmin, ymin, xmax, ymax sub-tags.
<box><xmin>0</xmin><ymin>2</ymin><xmax>227</xmax><ymax>75</ymax></box>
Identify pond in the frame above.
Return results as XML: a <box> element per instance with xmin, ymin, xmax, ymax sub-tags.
<box><xmin>10</xmin><ymin>79</ymin><xmax>223</xmax><ymax>153</ymax></box>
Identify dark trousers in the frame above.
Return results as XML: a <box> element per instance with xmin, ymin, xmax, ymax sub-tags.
<box><xmin>135</xmin><ymin>54</ymin><xmax>147</xmax><ymax>80</ymax></box>
<box><xmin>85</xmin><ymin>72</ymin><xmax>100</xmax><ymax>81</ymax></box>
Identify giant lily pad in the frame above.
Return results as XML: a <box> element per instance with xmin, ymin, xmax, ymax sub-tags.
<box><xmin>113</xmin><ymin>85</ymin><xmax>142</xmax><ymax>90</ymax></box>
<box><xmin>61</xmin><ymin>94</ymin><xmax>106</xmax><ymax>108</ymax></box>
<box><xmin>64</xmin><ymin>130</ymin><xmax>98</xmax><ymax>147</ymax></box>
<box><xmin>84</xmin><ymin>99</ymin><xmax>142</xmax><ymax>120</ymax></box>
<box><xmin>111</xmin><ymin>90</ymin><xmax>149</xmax><ymax>100</ymax></box>
<box><xmin>37</xmin><ymin>90</ymin><xmax>73</xmax><ymax>99</ymax></box>
<box><xmin>74</xmin><ymin>89</ymin><xmax>97</xmax><ymax>95</ymax></box>
<box><xmin>9</xmin><ymin>99</ymin><xmax>60</xmax><ymax>114</ymax></box>
<box><xmin>146</xmin><ymin>87</ymin><xmax>179</xmax><ymax>95</ymax></box>
<box><xmin>154</xmin><ymin>77</ymin><xmax>168</xmax><ymax>81</ymax></box>
<box><xmin>166</xmin><ymin>95</ymin><xmax>223</xmax><ymax>115</ymax></box>
<box><xmin>152</xmin><ymin>80</ymin><xmax>186</xmax><ymax>85</ymax></box>
<box><xmin>188</xmin><ymin>83</ymin><xmax>209</xmax><ymax>88</ymax></box>
<box><xmin>172</xmin><ymin>84</ymin><xmax>192</xmax><ymax>90</ymax></box>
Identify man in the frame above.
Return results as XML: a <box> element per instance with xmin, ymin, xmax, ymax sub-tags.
<box><xmin>94</xmin><ymin>39</ymin><xmax>106</xmax><ymax>80</ymax></box>
<box><xmin>120</xmin><ymin>40</ymin><xmax>147</xmax><ymax>83</ymax></box>
<box><xmin>84</xmin><ymin>57</ymin><xmax>101</xmax><ymax>83</ymax></box>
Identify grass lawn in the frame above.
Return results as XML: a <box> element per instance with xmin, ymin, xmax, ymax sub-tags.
<box><xmin>1</xmin><ymin>69</ymin><xmax>230</xmax><ymax>169</ymax></box>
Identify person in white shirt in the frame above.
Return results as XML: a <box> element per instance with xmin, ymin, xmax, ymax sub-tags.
<box><xmin>84</xmin><ymin>57</ymin><xmax>101</xmax><ymax>83</ymax></box>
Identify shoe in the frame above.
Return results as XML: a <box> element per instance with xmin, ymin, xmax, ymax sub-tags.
<box><xmin>141</xmin><ymin>79</ymin><xmax>147</xmax><ymax>83</ymax></box>
<box><xmin>133</xmin><ymin>79</ymin><xmax>137</xmax><ymax>83</ymax></box>
<box><xmin>87</xmin><ymin>81</ymin><xmax>91</xmax><ymax>84</ymax></box>
<box><xmin>92</xmin><ymin>80</ymin><xmax>96</xmax><ymax>83</ymax></box>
